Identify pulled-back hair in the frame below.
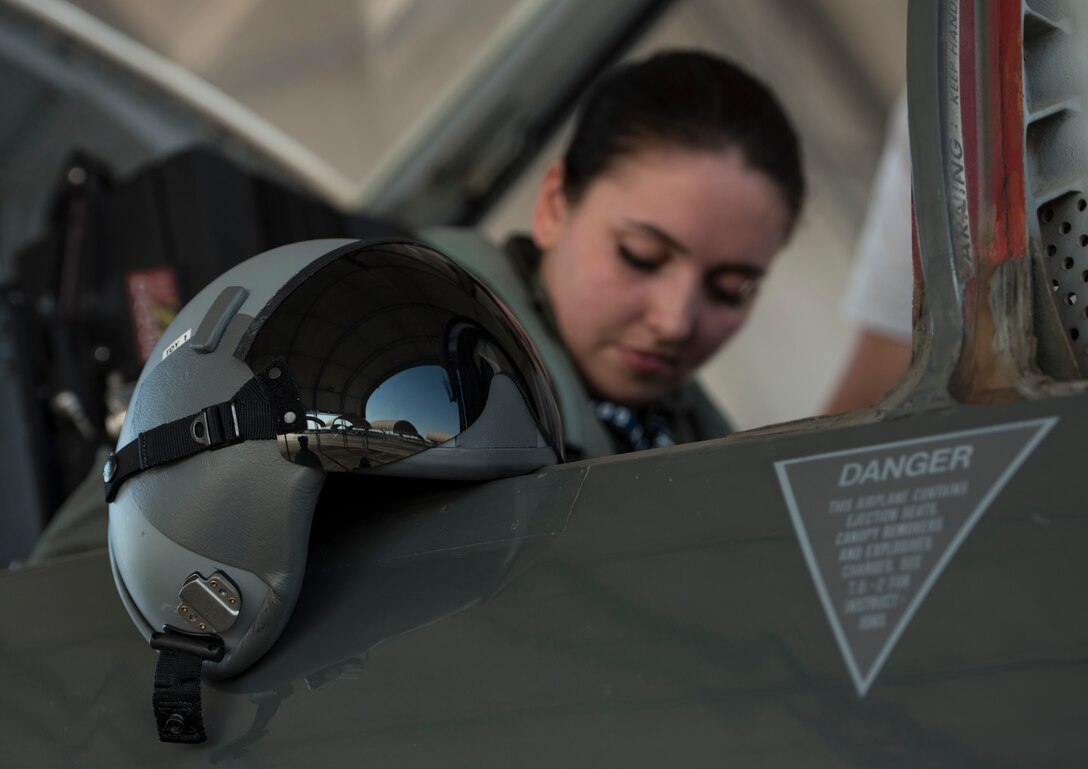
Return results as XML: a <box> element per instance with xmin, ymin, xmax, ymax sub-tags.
<box><xmin>562</xmin><ymin>50</ymin><xmax>805</xmax><ymax>234</ymax></box>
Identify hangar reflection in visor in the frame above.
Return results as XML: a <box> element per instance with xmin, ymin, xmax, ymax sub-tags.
<box><xmin>366</xmin><ymin>364</ymin><xmax>460</xmax><ymax>438</ymax></box>
<box><xmin>279</xmin><ymin>364</ymin><xmax>461</xmax><ymax>471</ymax></box>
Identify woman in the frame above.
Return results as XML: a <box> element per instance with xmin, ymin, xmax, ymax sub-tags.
<box><xmin>502</xmin><ymin>49</ymin><xmax>804</xmax><ymax>457</ymax></box>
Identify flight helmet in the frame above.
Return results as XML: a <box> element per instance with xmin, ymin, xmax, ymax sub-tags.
<box><xmin>106</xmin><ymin>238</ymin><xmax>563</xmax><ymax>697</ymax></box>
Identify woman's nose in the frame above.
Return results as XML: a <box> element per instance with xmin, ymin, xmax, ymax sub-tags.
<box><xmin>646</xmin><ymin>275</ymin><xmax>699</xmax><ymax>343</ymax></box>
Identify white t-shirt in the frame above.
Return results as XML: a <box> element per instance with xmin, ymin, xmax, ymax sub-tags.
<box><xmin>840</xmin><ymin>91</ymin><xmax>913</xmax><ymax>342</ymax></box>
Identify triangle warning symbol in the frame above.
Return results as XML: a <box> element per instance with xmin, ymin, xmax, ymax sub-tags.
<box><xmin>775</xmin><ymin>417</ymin><xmax>1056</xmax><ymax>696</ymax></box>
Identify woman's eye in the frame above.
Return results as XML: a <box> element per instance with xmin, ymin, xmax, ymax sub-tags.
<box><xmin>708</xmin><ymin>276</ymin><xmax>758</xmax><ymax>307</ymax></box>
<box><xmin>617</xmin><ymin>244</ymin><xmax>665</xmax><ymax>272</ymax></box>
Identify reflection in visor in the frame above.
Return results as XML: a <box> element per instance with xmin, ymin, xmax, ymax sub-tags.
<box><xmin>238</xmin><ymin>241</ymin><xmax>563</xmax><ymax>471</ymax></box>
<box><xmin>367</xmin><ymin>365</ymin><xmax>459</xmax><ymax>437</ymax></box>
<box><xmin>280</xmin><ymin>411</ymin><xmax>441</xmax><ymax>471</ymax></box>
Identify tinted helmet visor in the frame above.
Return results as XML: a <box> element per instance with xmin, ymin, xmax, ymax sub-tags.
<box><xmin>236</xmin><ymin>240</ymin><xmax>563</xmax><ymax>471</ymax></box>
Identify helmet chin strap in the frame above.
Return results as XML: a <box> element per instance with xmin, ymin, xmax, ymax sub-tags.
<box><xmin>150</xmin><ymin>629</ymin><xmax>225</xmax><ymax>743</ymax></box>
<box><xmin>103</xmin><ymin>361</ymin><xmax>303</xmax><ymax>503</ymax></box>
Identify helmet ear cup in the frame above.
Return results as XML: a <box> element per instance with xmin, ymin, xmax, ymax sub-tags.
<box><xmin>110</xmin><ymin>432</ymin><xmax>325</xmax><ymax>677</ymax></box>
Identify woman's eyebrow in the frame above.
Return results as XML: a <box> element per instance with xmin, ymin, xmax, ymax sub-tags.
<box><xmin>623</xmin><ymin>219</ymin><xmax>689</xmax><ymax>253</ymax></box>
<box><xmin>623</xmin><ymin>218</ymin><xmax>766</xmax><ymax>277</ymax></box>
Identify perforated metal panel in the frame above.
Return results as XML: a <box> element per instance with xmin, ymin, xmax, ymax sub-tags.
<box><xmin>1024</xmin><ymin>0</ymin><xmax>1088</xmax><ymax>374</ymax></box>
<box><xmin>1038</xmin><ymin>193</ymin><xmax>1088</xmax><ymax>355</ymax></box>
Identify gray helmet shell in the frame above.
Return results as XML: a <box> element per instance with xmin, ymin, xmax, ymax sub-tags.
<box><xmin>108</xmin><ymin>238</ymin><xmax>562</xmax><ymax>677</ymax></box>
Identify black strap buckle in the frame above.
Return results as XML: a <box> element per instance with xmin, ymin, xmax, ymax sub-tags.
<box><xmin>190</xmin><ymin>402</ymin><xmax>241</xmax><ymax>449</ymax></box>
<box><xmin>151</xmin><ymin>630</ymin><xmax>226</xmax><ymax>662</ymax></box>
<box><xmin>104</xmin><ymin>375</ymin><xmax>281</xmax><ymax>503</ymax></box>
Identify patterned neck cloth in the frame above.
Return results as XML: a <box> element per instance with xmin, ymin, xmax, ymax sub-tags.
<box><xmin>590</xmin><ymin>400</ymin><xmax>676</xmax><ymax>452</ymax></box>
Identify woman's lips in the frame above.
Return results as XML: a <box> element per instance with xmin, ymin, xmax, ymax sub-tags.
<box><xmin>618</xmin><ymin>346</ymin><xmax>675</xmax><ymax>376</ymax></box>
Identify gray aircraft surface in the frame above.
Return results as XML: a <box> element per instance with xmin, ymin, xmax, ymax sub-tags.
<box><xmin>2</xmin><ymin>0</ymin><xmax>1087</xmax><ymax>766</ymax></box>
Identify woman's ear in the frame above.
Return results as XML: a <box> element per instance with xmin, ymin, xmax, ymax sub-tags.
<box><xmin>531</xmin><ymin>159</ymin><xmax>569</xmax><ymax>252</ymax></box>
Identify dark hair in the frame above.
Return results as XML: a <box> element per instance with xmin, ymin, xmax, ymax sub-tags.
<box><xmin>562</xmin><ymin>49</ymin><xmax>805</xmax><ymax>234</ymax></box>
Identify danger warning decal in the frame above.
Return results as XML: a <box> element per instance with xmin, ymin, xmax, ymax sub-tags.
<box><xmin>774</xmin><ymin>417</ymin><xmax>1056</xmax><ymax>696</ymax></box>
